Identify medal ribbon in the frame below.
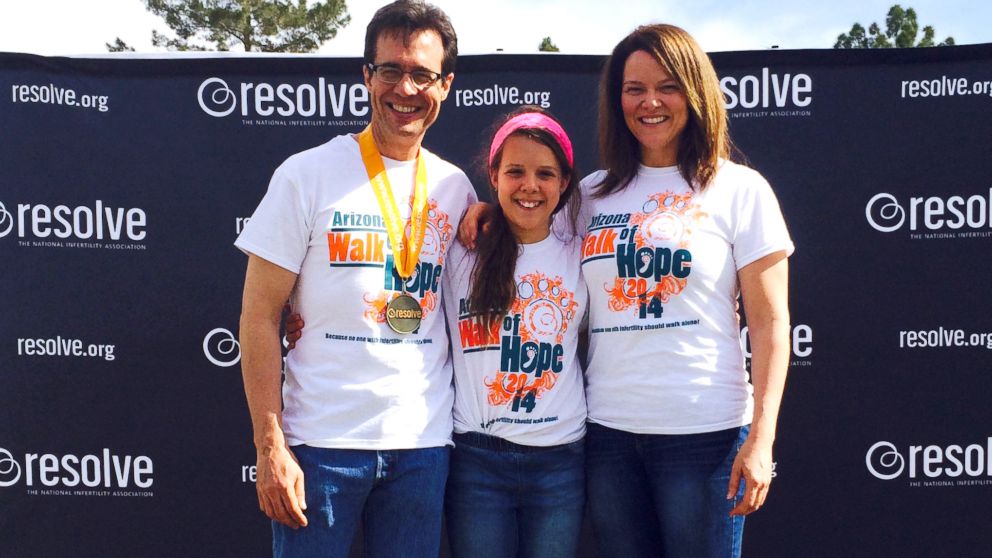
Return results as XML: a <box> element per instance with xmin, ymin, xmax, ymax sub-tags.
<box><xmin>358</xmin><ymin>127</ymin><xmax>429</xmax><ymax>280</ymax></box>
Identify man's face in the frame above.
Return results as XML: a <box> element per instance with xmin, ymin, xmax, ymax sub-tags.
<box><xmin>364</xmin><ymin>29</ymin><xmax>452</xmax><ymax>153</ymax></box>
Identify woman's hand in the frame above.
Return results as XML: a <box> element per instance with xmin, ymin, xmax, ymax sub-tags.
<box><xmin>727</xmin><ymin>435</ymin><xmax>774</xmax><ymax>515</ymax></box>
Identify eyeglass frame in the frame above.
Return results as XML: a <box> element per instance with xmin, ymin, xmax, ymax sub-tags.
<box><xmin>365</xmin><ymin>63</ymin><xmax>447</xmax><ymax>88</ymax></box>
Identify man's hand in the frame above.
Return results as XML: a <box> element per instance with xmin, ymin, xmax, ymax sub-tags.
<box><xmin>457</xmin><ymin>202</ymin><xmax>494</xmax><ymax>249</ymax></box>
<box><xmin>256</xmin><ymin>444</ymin><xmax>308</xmax><ymax>529</ymax></box>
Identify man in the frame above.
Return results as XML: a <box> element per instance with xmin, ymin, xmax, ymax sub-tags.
<box><xmin>235</xmin><ymin>2</ymin><xmax>474</xmax><ymax>556</ymax></box>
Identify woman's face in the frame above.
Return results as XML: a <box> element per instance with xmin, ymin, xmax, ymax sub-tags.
<box><xmin>620</xmin><ymin>49</ymin><xmax>689</xmax><ymax>167</ymax></box>
<box><xmin>491</xmin><ymin>134</ymin><xmax>567</xmax><ymax>244</ymax></box>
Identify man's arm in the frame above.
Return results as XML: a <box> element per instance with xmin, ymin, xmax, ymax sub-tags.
<box><xmin>240</xmin><ymin>254</ymin><xmax>308</xmax><ymax>528</ymax></box>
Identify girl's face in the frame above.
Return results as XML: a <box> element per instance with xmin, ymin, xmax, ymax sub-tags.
<box><xmin>620</xmin><ymin>49</ymin><xmax>689</xmax><ymax>167</ymax></box>
<box><xmin>491</xmin><ymin>134</ymin><xmax>567</xmax><ymax>244</ymax></box>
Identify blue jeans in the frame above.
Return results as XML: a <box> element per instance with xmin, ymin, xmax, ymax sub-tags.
<box><xmin>585</xmin><ymin>423</ymin><xmax>749</xmax><ymax>558</ymax></box>
<box><xmin>272</xmin><ymin>445</ymin><xmax>449</xmax><ymax>558</ymax></box>
<box><xmin>445</xmin><ymin>432</ymin><xmax>586</xmax><ymax>558</ymax></box>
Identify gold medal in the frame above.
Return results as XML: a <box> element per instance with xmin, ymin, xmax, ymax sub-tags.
<box><xmin>385</xmin><ymin>292</ymin><xmax>423</xmax><ymax>334</ymax></box>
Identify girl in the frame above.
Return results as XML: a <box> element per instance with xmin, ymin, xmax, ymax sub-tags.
<box><xmin>442</xmin><ymin>107</ymin><xmax>587</xmax><ymax>558</ymax></box>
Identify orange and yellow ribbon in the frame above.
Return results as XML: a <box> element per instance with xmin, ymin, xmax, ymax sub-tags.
<box><xmin>358</xmin><ymin>127</ymin><xmax>429</xmax><ymax>280</ymax></box>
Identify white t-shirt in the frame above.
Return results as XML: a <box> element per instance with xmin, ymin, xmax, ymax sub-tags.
<box><xmin>579</xmin><ymin>161</ymin><xmax>794</xmax><ymax>434</ymax></box>
<box><xmin>444</xmin><ymin>234</ymin><xmax>588</xmax><ymax>446</ymax></box>
<box><xmin>235</xmin><ymin>134</ymin><xmax>476</xmax><ymax>449</ymax></box>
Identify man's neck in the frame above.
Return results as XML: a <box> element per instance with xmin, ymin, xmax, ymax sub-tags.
<box><xmin>370</xmin><ymin>122</ymin><xmax>422</xmax><ymax>161</ymax></box>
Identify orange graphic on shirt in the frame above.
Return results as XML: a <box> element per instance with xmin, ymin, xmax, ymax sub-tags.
<box><xmin>411</xmin><ymin>198</ymin><xmax>455</xmax><ymax>266</ymax></box>
<box><xmin>604</xmin><ymin>191</ymin><xmax>707</xmax><ymax>313</ymax></box>
<box><xmin>484</xmin><ymin>272</ymin><xmax>577</xmax><ymax>407</ymax></box>
<box><xmin>363</xmin><ymin>199</ymin><xmax>452</xmax><ymax>326</ymax></box>
<box><xmin>485</xmin><ymin>370</ymin><xmax>559</xmax><ymax>407</ymax></box>
<box><xmin>510</xmin><ymin>272</ymin><xmax>578</xmax><ymax>345</ymax></box>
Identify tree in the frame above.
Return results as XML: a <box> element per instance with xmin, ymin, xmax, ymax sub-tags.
<box><xmin>109</xmin><ymin>0</ymin><xmax>350</xmax><ymax>53</ymax></box>
<box><xmin>106</xmin><ymin>38</ymin><xmax>136</xmax><ymax>52</ymax></box>
<box><xmin>835</xmin><ymin>5</ymin><xmax>954</xmax><ymax>48</ymax></box>
<box><xmin>538</xmin><ymin>37</ymin><xmax>560</xmax><ymax>52</ymax></box>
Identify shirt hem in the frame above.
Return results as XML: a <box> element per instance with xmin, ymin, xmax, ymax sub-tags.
<box><xmin>735</xmin><ymin>242</ymin><xmax>795</xmax><ymax>271</ymax></box>
<box><xmin>287</xmin><ymin>437</ymin><xmax>454</xmax><ymax>449</ymax></box>
<box><xmin>586</xmin><ymin>417</ymin><xmax>751</xmax><ymax>435</ymax></box>
<box><xmin>234</xmin><ymin>240</ymin><xmax>302</xmax><ymax>274</ymax></box>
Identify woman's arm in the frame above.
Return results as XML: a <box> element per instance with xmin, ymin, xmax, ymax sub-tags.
<box><xmin>728</xmin><ymin>250</ymin><xmax>790</xmax><ymax>516</ymax></box>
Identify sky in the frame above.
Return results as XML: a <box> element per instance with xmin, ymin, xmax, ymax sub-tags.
<box><xmin>0</xmin><ymin>0</ymin><xmax>988</xmax><ymax>57</ymax></box>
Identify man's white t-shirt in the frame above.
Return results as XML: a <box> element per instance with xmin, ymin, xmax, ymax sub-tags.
<box><xmin>236</xmin><ymin>134</ymin><xmax>476</xmax><ymax>449</ymax></box>
<box><xmin>579</xmin><ymin>161</ymin><xmax>794</xmax><ymax>434</ymax></box>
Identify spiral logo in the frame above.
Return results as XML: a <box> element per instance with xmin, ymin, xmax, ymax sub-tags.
<box><xmin>197</xmin><ymin>77</ymin><xmax>238</xmax><ymax>117</ymax></box>
<box><xmin>865</xmin><ymin>193</ymin><xmax>906</xmax><ymax>233</ymax></box>
<box><xmin>203</xmin><ymin>328</ymin><xmax>241</xmax><ymax>367</ymax></box>
<box><xmin>866</xmin><ymin>441</ymin><xmax>905</xmax><ymax>480</ymax></box>
<box><xmin>640</xmin><ymin>212</ymin><xmax>684</xmax><ymax>244</ymax></box>
<box><xmin>0</xmin><ymin>448</ymin><xmax>22</xmax><ymax>487</ymax></box>
<box><xmin>522</xmin><ymin>299</ymin><xmax>565</xmax><ymax>338</ymax></box>
<box><xmin>0</xmin><ymin>202</ymin><xmax>13</xmax><ymax>238</ymax></box>
<box><xmin>518</xmin><ymin>278</ymin><xmax>567</xmax><ymax>338</ymax></box>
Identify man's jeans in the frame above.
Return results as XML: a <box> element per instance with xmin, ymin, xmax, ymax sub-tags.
<box><xmin>585</xmin><ymin>423</ymin><xmax>749</xmax><ymax>558</ymax></box>
<box><xmin>444</xmin><ymin>432</ymin><xmax>585</xmax><ymax>558</ymax></box>
<box><xmin>272</xmin><ymin>445</ymin><xmax>449</xmax><ymax>558</ymax></box>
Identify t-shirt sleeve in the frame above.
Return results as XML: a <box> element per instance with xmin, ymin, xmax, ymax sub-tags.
<box><xmin>731</xmin><ymin>171</ymin><xmax>795</xmax><ymax>270</ymax></box>
<box><xmin>234</xmin><ymin>164</ymin><xmax>311</xmax><ymax>274</ymax></box>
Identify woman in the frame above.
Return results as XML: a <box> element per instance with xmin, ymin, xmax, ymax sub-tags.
<box><xmin>442</xmin><ymin>107</ymin><xmax>587</xmax><ymax>558</ymax></box>
<box><xmin>578</xmin><ymin>24</ymin><xmax>792</xmax><ymax>557</ymax></box>
<box><xmin>286</xmin><ymin>107</ymin><xmax>588</xmax><ymax>558</ymax></box>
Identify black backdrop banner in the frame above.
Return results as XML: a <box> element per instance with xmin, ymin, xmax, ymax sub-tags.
<box><xmin>1</xmin><ymin>45</ymin><xmax>991</xmax><ymax>557</ymax></box>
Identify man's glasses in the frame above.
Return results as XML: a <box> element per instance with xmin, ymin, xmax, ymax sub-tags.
<box><xmin>367</xmin><ymin>63</ymin><xmax>445</xmax><ymax>88</ymax></box>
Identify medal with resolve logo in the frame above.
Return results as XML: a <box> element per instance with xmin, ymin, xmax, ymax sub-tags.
<box><xmin>358</xmin><ymin>127</ymin><xmax>429</xmax><ymax>334</ymax></box>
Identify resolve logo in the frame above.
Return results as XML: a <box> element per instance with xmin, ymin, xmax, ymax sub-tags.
<box><xmin>866</xmin><ymin>439</ymin><xmax>992</xmax><ymax>481</ymax></box>
<box><xmin>740</xmin><ymin>323</ymin><xmax>813</xmax><ymax>368</ymax></box>
<box><xmin>865</xmin><ymin>190</ymin><xmax>992</xmax><ymax>235</ymax></box>
<box><xmin>0</xmin><ymin>202</ymin><xmax>13</xmax><ymax>238</ymax></box>
<box><xmin>203</xmin><ymin>327</ymin><xmax>292</xmax><ymax>369</ymax></box>
<box><xmin>241</xmin><ymin>464</ymin><xmax>257</xmax><ymax>483</ymax></box>
<box><xmin>0</xmin><ymin>446</ymin><xmax>153</xmax><ymax>489</ymax></box>
<box><xmin>0</xmin><ymin>199</ymin><xmax>147</xmax><ymax>243</ymax></box>
<box><xmin>0</xmin><ymin>447</ymin><xmax>21</xmax><ymax>486</ymax></box>
<box><xmin>203</xmin><ymin>327</ymin><xmax>241</xmax><ymax>368</ymax></box>
<box><xmin>720</xmin><ymin>68</ymin><xmax>813</xmax><ymax>115</ymax></box>
<box><xmin>197</xmin><ymin>76</ymin><xmax>369</xmax><ymax>119</ymax></box>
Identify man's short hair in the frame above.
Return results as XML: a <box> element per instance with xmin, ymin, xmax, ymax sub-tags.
<box><xmin>364</xmin><ymin>0</ymin><xmax>458</xmax><ymax>75</ymax></box>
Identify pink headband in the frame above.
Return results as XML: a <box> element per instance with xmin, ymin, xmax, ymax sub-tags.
<box><xmin>488</xmin><ymin>112</ymin><xmax>574</xmax><ymax>168</ymax></box>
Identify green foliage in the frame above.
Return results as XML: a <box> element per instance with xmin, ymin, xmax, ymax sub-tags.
<box><xmin>835</xmin><ymin>4</ymin><xmax>954</xmax><ymax>48</ymax></box>
<box><xmin>106</xmin><ymin>38</ymin><xmax>136</xmax><ymax>52</ymax></box>
<box><xmin>538</xmin><ymin>36</ymin><xmax>560</xmax><ymax>52</ymax></box>
<box><xmin>109</xmin><ymin>0</ymin><xmax>350</xmax><ymax>53</ymax></box>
